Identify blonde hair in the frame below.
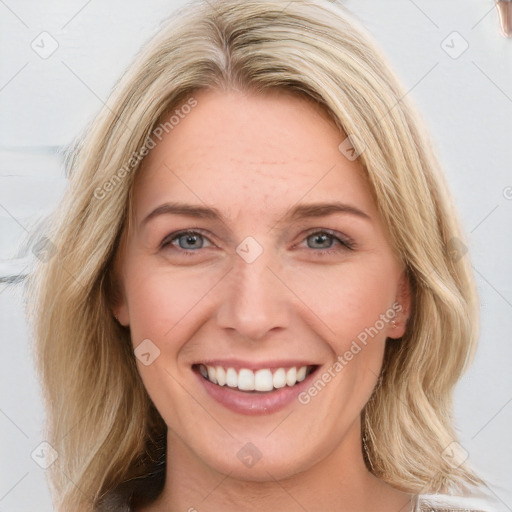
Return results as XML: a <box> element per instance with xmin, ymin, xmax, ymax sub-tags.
<box><xmin>27</xmin><ymin>0</ymin><xmax>482</xmax><ymax>509</ymax></box>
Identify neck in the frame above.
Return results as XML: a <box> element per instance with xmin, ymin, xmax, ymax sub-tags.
<box><xmin>141</xmin><ymin>421</ymin><xmax>413</xmax><ymax>512</ymax></box>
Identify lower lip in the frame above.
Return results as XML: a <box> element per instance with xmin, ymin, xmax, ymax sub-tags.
<box><xmin>195</xmin><ymin>368</ymin><xmax>318</xmax><ymax>415</ymax></box>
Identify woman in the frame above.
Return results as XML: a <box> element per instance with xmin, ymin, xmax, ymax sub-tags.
<box><xmin>28</xmin><ymin>0</ymin><xmax>497</xmax><ymax>510</ymax></box>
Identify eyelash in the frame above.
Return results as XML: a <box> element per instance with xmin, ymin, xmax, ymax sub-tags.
<box><xmin>160</xmin><ymin>228</ymin><xmax>355</xmax><ymax>257</ymax></box>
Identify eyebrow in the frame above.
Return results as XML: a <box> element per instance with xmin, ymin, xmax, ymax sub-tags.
<box><xmin>141</xmin><ymin>200</ymin><xmax>371</xmax><ymax>227</ymax></box>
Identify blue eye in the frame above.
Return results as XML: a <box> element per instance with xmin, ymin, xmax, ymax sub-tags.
<box><xmin>160</xmin><ymin>229</ymin><xmax>354</xmax><ymax>257</ymax></box>
<box><xmin>303</xmin><ymin>230</ymin><xmax>354</xmax><ymax>254</ymax></box>
<box><xmin>307</xmin><ymin>232</ymin><xmax>335</xmax><ymax>249</ymax></box>
<box><xmin>161</xmin><ymin>230</ymin><xmax>211</xmax><ymax>251</ymax></box>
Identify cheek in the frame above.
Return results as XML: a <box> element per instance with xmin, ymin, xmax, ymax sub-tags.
<box><xmin>123</xmin><ymin>262</ymin><xmax>219</xmax><ymax>344</ymax></box>
<box><xmin>291</xmin><ymin>263</ymin><xmax>396</xmax><ymax>431</ymax></box>
<box><xmin>286</xmin><ymin>258</ymin><xmax>399</xmax><ymax>349</ymax></box>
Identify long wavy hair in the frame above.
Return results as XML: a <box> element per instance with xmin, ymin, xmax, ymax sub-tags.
<box><xmin>27</xmin><ymin>0</ymin><xmax>482</xmax><ymax>509</ymax></box>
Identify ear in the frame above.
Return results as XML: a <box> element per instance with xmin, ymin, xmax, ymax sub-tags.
<box><xmin>388</xmin><ymin>270</ymin><xmax>411</xmax><ymax>339</ymax></box>
<box><xmin>112</xmin><ymin>298</ymin><xmax>130</xmax><ymax>327</ymax></box>
<box><xmin>109</xmin><ymin>265</ymin><xmax>130</xmax><ymax>328</ymax></box>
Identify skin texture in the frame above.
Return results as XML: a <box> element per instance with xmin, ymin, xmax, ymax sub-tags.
<box><xmin>114</xmin><ymin>88</ymin><xmax>413</xmax><ymax>511</ymax></box>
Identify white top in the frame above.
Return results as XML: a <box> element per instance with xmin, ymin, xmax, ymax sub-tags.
<box><xmin>415</xmin><ymin>493</ymin><xmax>500</xmax><ymax>511</ymax></box>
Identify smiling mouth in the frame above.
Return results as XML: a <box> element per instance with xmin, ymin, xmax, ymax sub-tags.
<box><xmin>193</xmin><ymin>364</ymin><xmax>318</xmax><ymax>393</ymax></box>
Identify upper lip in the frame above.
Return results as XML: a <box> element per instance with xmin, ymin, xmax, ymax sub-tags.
<box><xmin>193</xmin><ymin>359</ymin><xmax>319</xmax><ymax>371</ymax></box>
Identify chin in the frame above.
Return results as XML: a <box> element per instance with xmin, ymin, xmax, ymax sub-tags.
<box><xmin>191</xmin><ymin>432</ymin><xmax>327</xmax><ymax>483</ymax></box>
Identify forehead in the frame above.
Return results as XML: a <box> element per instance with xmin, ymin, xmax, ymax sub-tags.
<box><xmin>132</xmin><ymin>88</ymin><xmax>376</xmax><ymax>223</ymax></box>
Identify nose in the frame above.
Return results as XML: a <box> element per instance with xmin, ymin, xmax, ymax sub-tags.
<box><xmin>215</xmin><ymin>248</ymin><xmax>291</xmax><ymax>342</ymax></box>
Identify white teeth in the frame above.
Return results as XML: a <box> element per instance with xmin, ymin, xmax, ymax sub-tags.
<box><xmin>200</xmin><ymin>364</ymin><xmax>312</xmax><ymax>392</ymax></box>
<box><xmin>272</xmin><ymin>368</ymin><xmax>287</xmax><ymax>389</ymax></box>
<box><xmin>254</xmin><ymin>369</ymin><xmax>274</xmax><ymax>391</ymax></box>
<box><xmin>238</xmin><ymin>369</ymin><xmax>255</xmax><ymax>391</ymax></box>
<box><xmin>296</xmin><ymin>366</ymin><xmax>307</xmax><ymax>382</ymax></box>
<box><xmin>216</xmin><ymin>366</ymin><xmax>226</xmax><ymax>386</ymax></box>
<box><xmin>286</xmin><ymin>367</ymin><xmax>297</xmax><ymax>386</ymax></box>
<box><xmin>207</xmin><ymin>366</ymin><xmax>217</xmax><ymax>384</ymax></box>
<box><xmin>226</xmin><ymin>367</ymin><xmax>238</xmax><ymax>387</ymax></box>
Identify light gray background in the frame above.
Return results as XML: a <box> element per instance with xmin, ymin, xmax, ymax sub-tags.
<box><xmin>1</xmin><ymin>1</ymin><xmax>511</xmax><ymax>511</ymax></box>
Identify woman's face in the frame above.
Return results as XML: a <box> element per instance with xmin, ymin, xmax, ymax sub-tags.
<box><xmin>114</xmin><ymin>88</ymin><xmax>410</xmax><ymax>481</ymax></box>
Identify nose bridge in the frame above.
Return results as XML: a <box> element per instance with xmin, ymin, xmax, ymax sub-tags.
<box><xmin>215</xmin><ymin>244</ymin><xmax>289</xmax><ymax>340</ymax></box>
